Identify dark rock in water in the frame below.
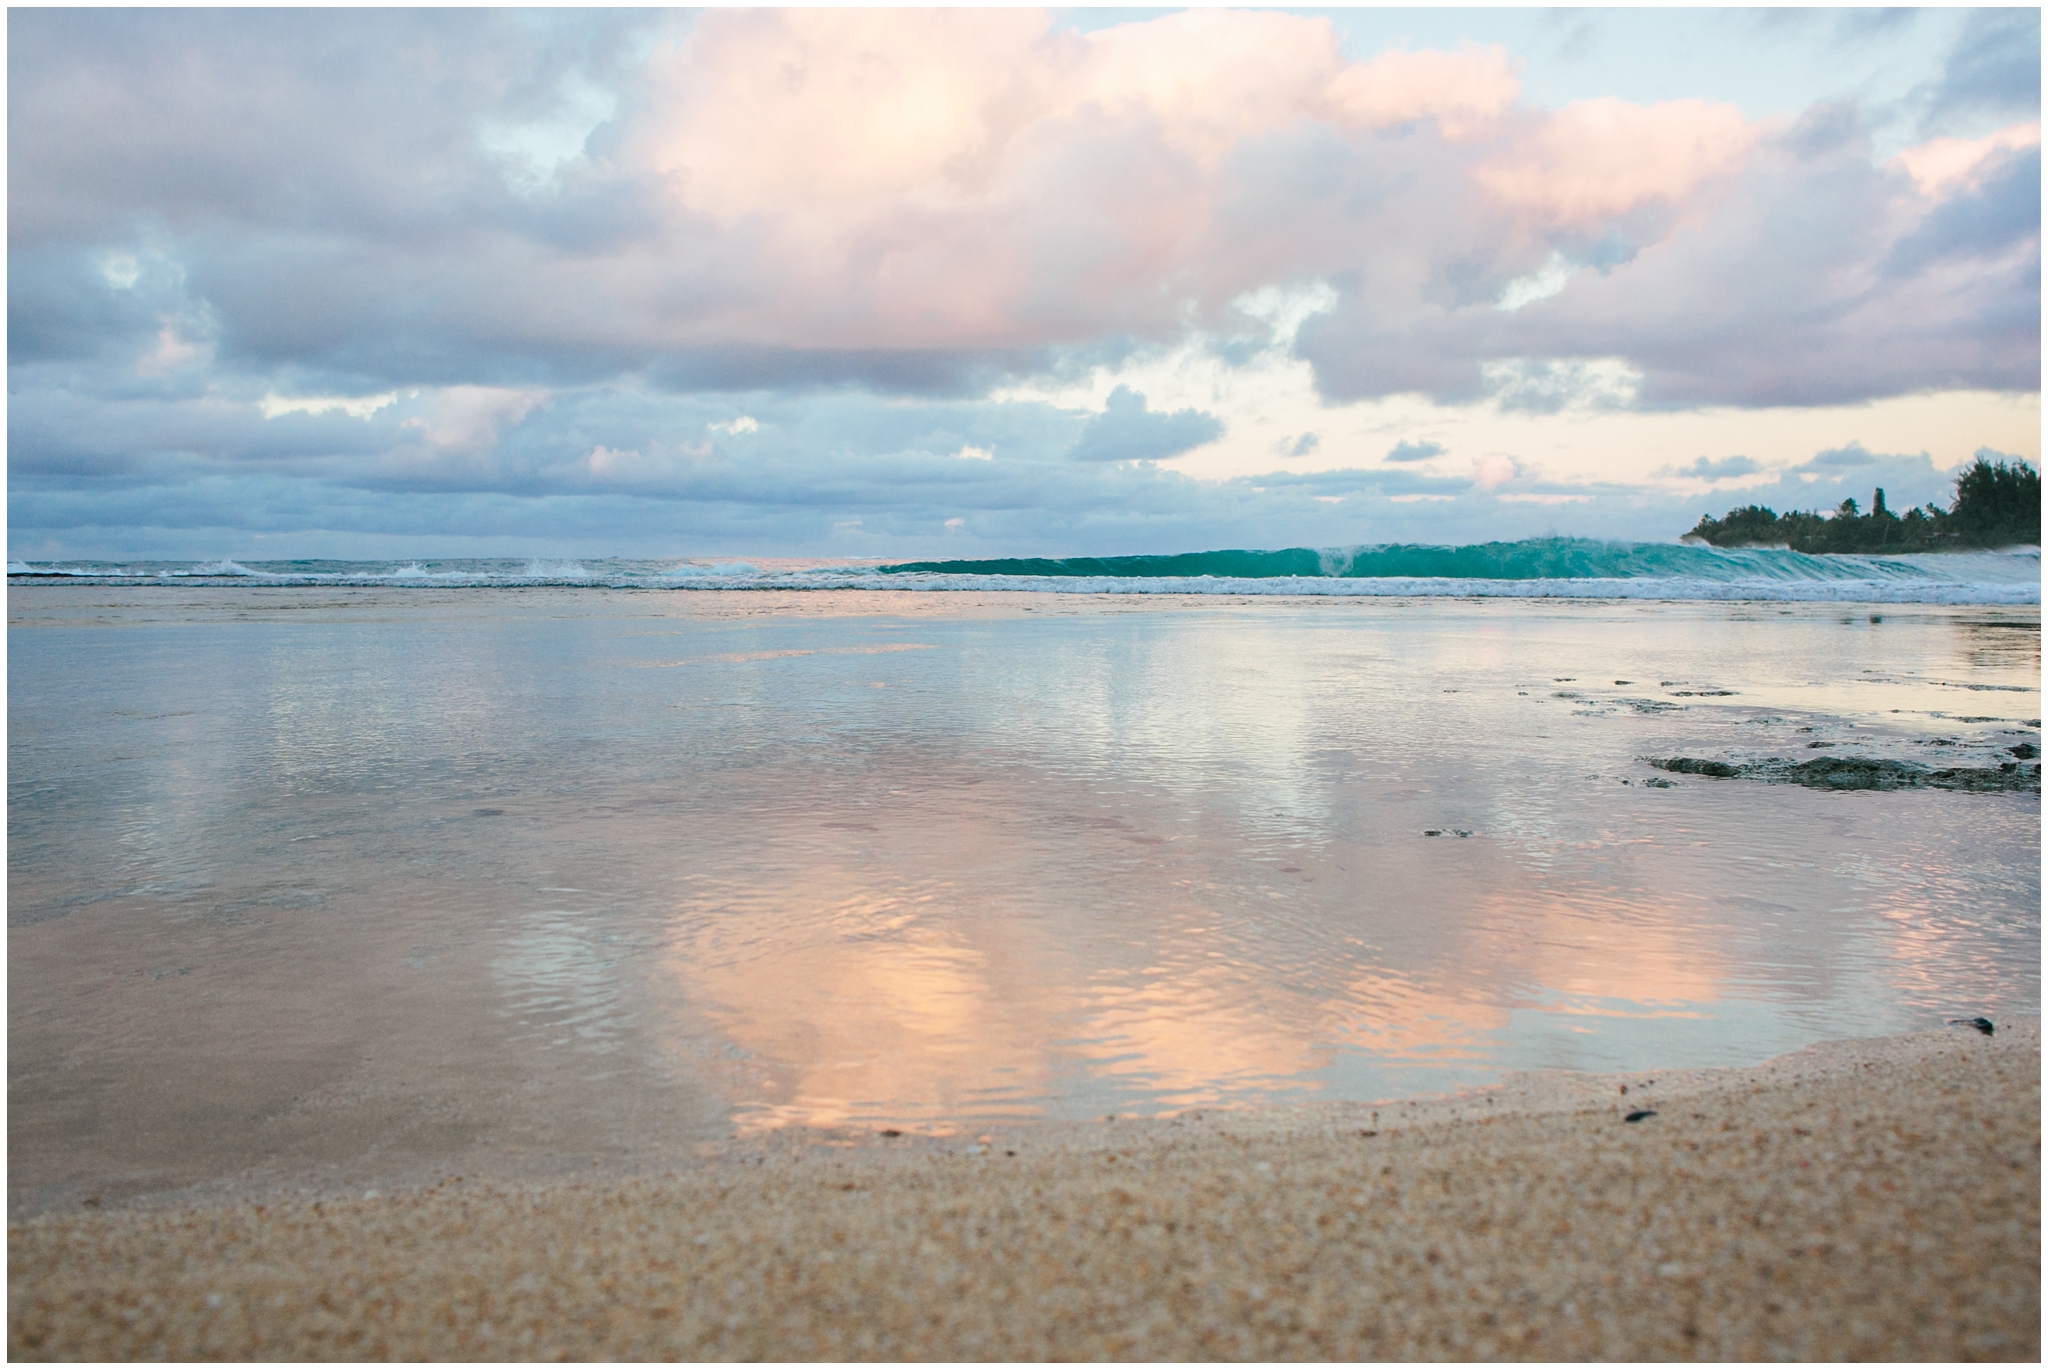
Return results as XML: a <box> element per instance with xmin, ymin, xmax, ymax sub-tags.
<box><xmin>1623</xmin><ymin>1110</ymin><xmax>1658</xmax><ymax>1123</ymax></box>
<box><xmin>1947</xmin><ymin>1017</ymin><xmax>1995</xmax><ymax>1036</ymax></box>
<box><xmin>472</xmin><ymin>808</ymin><xmax>506</xmax><ymax>817</ymax></box>
<box><xmin>1928</xmin><ymin>764</ymin><xmax>2041</xmax><ymax>793</ymax></box>
<box><xmin>1646</xmin><ymin>757</ymin><xmax>1740</xmax><ymax>778</ymax></box>
<box><xmin>2010</xmin><ymin>742</ymin><xmax>2037</xmax><ymax>759</ymax></box>
<box><xmin>1643</xmin><ymin>754</ymin><xmax>2040</xmax><ymax>794</ymax></box>
<box><xmin>1641</xmin><ymin>777</ymin><xmax>1673</xmax><ymax>788</ymax></box>
<box><xmin>1779</xmin><ymin>757</ymin><xmax>1928</xmax><ymax>791</ymax></box>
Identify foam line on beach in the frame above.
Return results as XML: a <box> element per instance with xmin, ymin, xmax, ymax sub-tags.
<box><xmin>10</xmin><ymin>1022</ymin><xmax>2038</xmax><ymax>1360</ymax></box>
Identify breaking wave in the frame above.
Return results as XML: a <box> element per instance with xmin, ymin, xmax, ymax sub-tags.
<box><xmin>7</xmin><ymin>538</ymin><xmax>2038</xmax><ymax>604</ymax></box>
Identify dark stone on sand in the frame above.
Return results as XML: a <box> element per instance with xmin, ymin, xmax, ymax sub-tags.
<box><xmin>1623</xmin><ymin>1110</ymin><xmax>1658</xmax><ymax>1123</ymax></box>
<box><xmin>1947</xmin><ymin>1017</ymin><xmax>1995</xmax><ymax>1036</ymax></box>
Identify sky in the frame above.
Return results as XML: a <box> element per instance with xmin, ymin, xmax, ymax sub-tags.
<box><xmin>8</xmin><ymin>6</ymin><xmax>2041</xmax><ymax>561</ymax></box>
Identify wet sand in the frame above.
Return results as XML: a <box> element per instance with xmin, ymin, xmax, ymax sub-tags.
<box><xmin>10</xmin><ymin>1020</ymin><xmax>2037</xmax><ymax>1361</ymax></box>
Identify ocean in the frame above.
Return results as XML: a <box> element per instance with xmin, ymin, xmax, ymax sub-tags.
<box><xmin>8</xmin><ymin>537</ymin><xmax>2044</xmax><ymax>602</ymax></box>
<box><xmin>7</xmin><ymin>541</ymin><xmax>2040</xmax><ymax>1211</ymax></box>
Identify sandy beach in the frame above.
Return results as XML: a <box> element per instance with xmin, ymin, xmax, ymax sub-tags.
<box><xmin>10</xmin><ymin>1019</ymin><xmax>2037</xmax><ymax>1361</ymax></box>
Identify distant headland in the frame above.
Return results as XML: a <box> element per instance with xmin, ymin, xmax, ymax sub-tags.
<box><xmin>1684</xmin><ymin>456</ymin><xmax>2040</xmax><ymax>553</ymax></box>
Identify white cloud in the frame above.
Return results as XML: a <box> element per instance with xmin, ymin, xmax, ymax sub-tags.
<box><xmin>1495</xmin><ymin>251</ymin><xmax>1579</xmax><ymax>311</ymax></box>
<box><xmin>710</xmin><ymin>415</ymin><xmax>760</xmax><ymax>434</ymax></box>
<box><xmin>400</xmin><ymin>386</ymin><xmax>548</xmax><ymax>451</ymax></box>
<box><xmin>259</xmin><ymin>391</ymin><xmax>402</xmax><ymax>420</ymax></box>
<box><xmin>1480</xmin><ymin>357</ymin><xmax>1643</xmax><ymax>413</ymax></box>
<box><xmin>99</xmin><ymin>254</ymin><xmax>140</xmax><ymax>289</ymax></box>
<box><xmin>1233</xmin><ymin>281</ymin><xmax>1340</xmax><ymax>344</ymax></box>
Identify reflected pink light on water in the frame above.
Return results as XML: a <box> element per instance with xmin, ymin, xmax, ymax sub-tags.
<box><xmin>7</xmin><ymin>589</ymin><xmax>2035</xmax><ymax>1205</ymax></box>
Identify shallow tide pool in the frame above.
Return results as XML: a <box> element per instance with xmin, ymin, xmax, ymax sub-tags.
<box><xmin>8</xmin><ymin>587</ymin><xmax>2039</xmax><ymax>1212</ymax></box>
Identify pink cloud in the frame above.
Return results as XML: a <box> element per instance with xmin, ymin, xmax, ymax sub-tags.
<box><xmin>1890</xmin><ymin>121</ymin><xmax>2041</xmax><ymax>200</ymax></box>
<box><xmin>592</xmin><ymin>11</ymin><xmax>2033</xmax><ymax>407</ymax></box>
<box><xmin>617</xmin><ymin>10</ymin><xmax>1542</xmax><ymax>351</ymax></box>
<box><xmin>81</xmin><ymin>6</ymin><xmax>1990</xmax><ymax>409</ymax></box>
<box><xmin>1471</xmin><ymin>453</ymin><xmax>1519</xmax><ymax>489</ymax></box>
<box><xmin>1473</xmin><ymin>98</ymin><xmax>1761</xmax><ymax>229</ymax></box>
<box><xmin>1321</xmin><ymin>44</ymin><xmax>1523</xmax><ymax>142</ymax></box>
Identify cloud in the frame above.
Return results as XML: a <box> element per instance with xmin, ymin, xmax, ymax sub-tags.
<box><xmin>1320</xmin><ymin>43</ymin><xmax>1523</xmax><ymax>140</ymax></box>
<box><xmin>1482</xmin><ymin>357</ymin><xmax>1642</xmax><ymax>414</ymax></box>
<box><xmin>1685</xmin><ymin>448</ymin><xmax>1957</xmax><ymax>524</ymax></box>
<box><xmin>1800</xmin><ymin>441</ymin><xmax>1887</xmax><ymax>470</ymax></box>
<box><xmin>5</xmin><ymin>8</ymin><xmax>2037</xmax><ymax>559</ymax></box>
<box><xmin>260</xmin><ymin>391</ymin><xmax>402</xmax><ymax>421</ymax></box>
<box><xmin>1891</xmin><ymin>122</ymin><xmax>2042</xmax><ymax>201</ymax></box>
<box><xmin>1068</xmin><ymin>386</ymin><xmax>1224</xmax><ymax>463</ymax></box>
<box><xmin>1882</xmin><ymin>146</ymin><xmax>2040</xmax><ymax>278</ymax></box>
<box><xmin>1919</xmin><ymin>9</ymin><xmax>2041</xmax><ymax>137</ymax></box>
<box><xmin>1661</xmin><ymin>455</ymin><xmax>1761</xmax><ymax>480</ymax></box>
<box><xmin>1471</xmin><ymin>453</ymin><xmax>1520</xmax><ymax>489</ymax></box>
<box><xmin>1232</xmin><ymin>465</ymin><xmax>1467</xmax><ymax>498</ymax></box>
<box><xmin>13</xmin><ymin>6</ymin><xmax>2029</xmax><ymax>410</ymax></box>
<box><xmin>1471</xmin><ymin>96</ymin><xmax>1758</xmax><ymax>228</ymax></box>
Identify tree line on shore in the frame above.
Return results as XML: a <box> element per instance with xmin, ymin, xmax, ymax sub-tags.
<box><xmin>1684</xmin><ymin>455</ymin><xmax>2040</xmax><ymax>553</ymax></box>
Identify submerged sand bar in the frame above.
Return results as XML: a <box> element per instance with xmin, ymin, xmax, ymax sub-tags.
<box><xmin>10</xmin><ymin>1022</ymin><xmax>2038</xmax><ymax>1361</ymax></box>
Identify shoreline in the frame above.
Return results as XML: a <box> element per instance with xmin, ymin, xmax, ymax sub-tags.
<box><xmin>12</xmin><ymin>1020</ymin><xmax>2038</xmax><ymax>1360</ymax></box>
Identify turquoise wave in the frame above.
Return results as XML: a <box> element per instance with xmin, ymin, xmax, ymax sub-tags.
<box><xmin>9</xmin><ymin>539</ymin><xmax>2037</xmax><ymax>602</ymax></box>
<box><xmin>880</xmin><ymin>537</ymin><xmax>2002</xmax><ymax>582</ymax></box>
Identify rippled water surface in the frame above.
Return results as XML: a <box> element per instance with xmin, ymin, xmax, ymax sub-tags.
<box><xmin>9</xmin><ymin>587</ymin><xmax>2039</xmax><ymax>1209</ymax></box>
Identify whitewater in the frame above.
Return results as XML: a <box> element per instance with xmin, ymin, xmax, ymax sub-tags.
<box><xmin>7</xmin><ymin>537</ymin><xmax>2041</xmax><ymax>603</ymax></box>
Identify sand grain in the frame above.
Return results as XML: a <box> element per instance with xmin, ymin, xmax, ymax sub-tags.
<box><xmin>11</xmin><ymin>1023</ymin><xmax>2038</xmax><ymax>1360</ymax></box>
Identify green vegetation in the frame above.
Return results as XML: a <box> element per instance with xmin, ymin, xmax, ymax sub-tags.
<box><xmin>1684</xmin><ymin>455</ymin><xmax>2040</xmax><ymax>552</ymax></box>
